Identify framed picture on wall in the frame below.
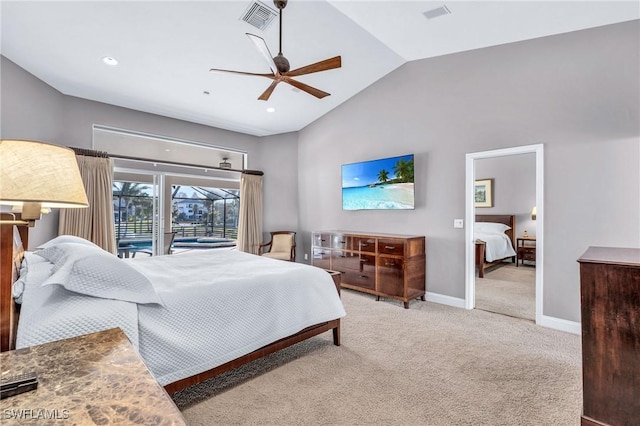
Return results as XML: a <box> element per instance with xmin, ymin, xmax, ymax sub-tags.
<box><xmin>475</xmin><ymin>178</ymin><xmax>494</xmax><ymax>208</ymax></box>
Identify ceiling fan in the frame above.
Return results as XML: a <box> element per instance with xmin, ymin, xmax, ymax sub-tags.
<box><xmin>210</xmin><ymin>0</ymin><xmax>341</xmax><ymax>101</ymax></box>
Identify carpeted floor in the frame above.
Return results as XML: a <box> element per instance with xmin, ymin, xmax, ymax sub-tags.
<box><xmin>173</xmin><ymin>289</ymin><xmax>582</xmax><ymax>426</ymax></box>
<box><xmin>475</xmin><ymin>263</ymin><xmax>536</xmax><ymax>321</ymax></box>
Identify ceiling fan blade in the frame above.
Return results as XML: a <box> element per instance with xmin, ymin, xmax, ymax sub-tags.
<box><xmin>258</xmin><ymin>80</ymin><xmax>280</xmax><ymax>101</ymax></box>
<box><xmin>283</xmin><ymin>76</ymin><xmax>331</xmax><ymax>99</ymax></box>
<box><xmin>286</xmin><ymin>56</ymin><xmax>342</xmax><ymax>77</ymax></box>
<box><xmin>209</xmin><ymin>68</ymin><xmax>275</xmax><ymax>78</ymax></box>
<box><xmin>246</xmin><ymin>33</ymin><xmax>280</xmax><ymax>76</ymax></box>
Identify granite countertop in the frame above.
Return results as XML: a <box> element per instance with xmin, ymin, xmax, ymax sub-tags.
<box><xmin>0</xmin><ymin>328</ymin><xmax>186</xmax><ymax>425</ymax></box>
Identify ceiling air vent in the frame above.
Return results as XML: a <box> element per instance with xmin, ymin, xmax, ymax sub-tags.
<box><xmin>241</xmin><ymin>1</ymin><xmax>278</xmax><ymax>31</ymax></box>
<box><xmin>423</xmin><ymin>5</ymin><xmax>451</xmax><ymax>20</ymax></box>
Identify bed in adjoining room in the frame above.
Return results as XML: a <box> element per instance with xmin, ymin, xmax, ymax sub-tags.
<box><xmin>1</xmin><ymin>226</ymin><xmax>345</xmax><ymax>394</ymax></box>
<box><xmin>474</xmin><ymin>214</ymin><xmax>517</xmax><ymax>278</ymax></box>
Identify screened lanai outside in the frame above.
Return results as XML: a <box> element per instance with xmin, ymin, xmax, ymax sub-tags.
<box><xmin>113</xmin><ymin>181</ymin><xmax>239</xmax><ymax>257</ymax></box>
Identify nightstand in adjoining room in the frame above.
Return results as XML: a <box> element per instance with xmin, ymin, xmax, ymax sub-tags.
<box><xmin>516</xmin><ymin>236</ymin><xmax>536</xmax><ymax>267</ymax></box>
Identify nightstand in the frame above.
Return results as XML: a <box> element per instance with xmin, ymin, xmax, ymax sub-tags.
<box><xmin>0</xmin><ymin>328</ymin><xmax>186</xmax><ymax>424</ymax></box>
<box><xmin>516</xmin><ymin>236</ymin><xmax>536</xmax><ymax>266</ymax></box>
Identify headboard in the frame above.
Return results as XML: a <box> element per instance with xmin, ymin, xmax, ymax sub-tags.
<box><xmin>0</xmin><ymin>224</ymin><xmax>27</xmax><ymax>352</ymax></box>
<box><xmin>475</xmin><ymin>214</ymin><xmax>516</xmax><ymax>249</ymax></box>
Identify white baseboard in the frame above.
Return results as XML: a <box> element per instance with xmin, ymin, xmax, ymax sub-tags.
<box><xmin>538</xmin><ymin>315</ymin><xmax>581</xmax><ymax>335</ymax></box>
<box><xmin>425</xmin><ymin>292</ymin><xmax>466</xmax><ymax>309</ymax></box>
<box><xmin>426</xmin><ymin>292</ymin><xmax>581</xmax><ymax>335</ymax></box>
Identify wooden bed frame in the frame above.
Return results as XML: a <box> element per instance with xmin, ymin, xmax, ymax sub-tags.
<box><xmin>0</xmin><ymin>224</ymin><xmax>342</xmax><ymax>394</ymax></box>
<box><xmin>475</xmin><ymin>214</ymin><xmax>516</xmax><ymax>278</ymax></box>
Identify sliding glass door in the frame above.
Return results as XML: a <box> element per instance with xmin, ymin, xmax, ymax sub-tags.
<box><xmin>113</xmin><ymin>171</ymin><xmax>240</xmax><ymax>257</ymax></box>
<box><xmin>113</xmin><ymin>172</ymin><xmax>162</xmax><ymax>257</ymax></box>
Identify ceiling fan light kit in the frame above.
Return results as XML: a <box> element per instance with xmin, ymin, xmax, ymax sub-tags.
<box><xmin>210</xmin><ymin>0</ymin><xmax>341</xmax><ymax>101</ymax></box>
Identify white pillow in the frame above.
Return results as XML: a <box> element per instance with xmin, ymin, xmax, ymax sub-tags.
<box><xmin>36</xmin><ymin>235</ymin><xmax>100</xmax><ymax>250</ymax></box>
<box><xmin>475</xmin><ymin>222</ymin><xmax>511</xmax><ymax>234</ymax></box>
<box><xmin>38</xmin><ymin>242</ymin><xmax>163</xmax><ymax>306</ymax></box>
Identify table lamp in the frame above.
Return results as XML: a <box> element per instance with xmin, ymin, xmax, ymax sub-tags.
<box><xmin>0</xmin><ymin>140</ymin><xmax>89</xmax><ymax>226</ymax></box>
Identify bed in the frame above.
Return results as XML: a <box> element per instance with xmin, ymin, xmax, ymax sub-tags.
<box><xmin>475</xmin><ymin>214</ymin><xmax>517</xmax><ymax>278</ymax></box>
<box><xmin>0</xmin><ymin>225</ymin><xmax>345</xmax><ymax>394</ymax></box>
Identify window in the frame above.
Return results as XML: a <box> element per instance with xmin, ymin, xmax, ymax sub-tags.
<box><xmin>96</xmin><ymin>125</ymin><xmax>246</xmax><ymax>255</ymax></box>
<box><xmin>113</xmin><ymin>182</ymin><xmax>240</xmax><ymax>245</ymax></box>
<box><xmin>171</xmin><ymin>185</ymin><xmax>239</xmax><ymax>239</ymax></box>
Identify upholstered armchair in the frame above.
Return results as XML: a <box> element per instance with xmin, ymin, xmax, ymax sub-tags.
<box><xmin>259</xmin><ymin>231</ymin><xmax>296</xmax><ymax>261</ymax></box>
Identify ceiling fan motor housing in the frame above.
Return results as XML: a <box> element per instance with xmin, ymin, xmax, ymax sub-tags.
<box><xmin>273</xmin><ymin>0</ymin><xmax>287</xmax><ymax>10</ymax></box>
<box><xmin>273</xmin><ymin>54</ymin><xmax>290</xmax><ymax>73</ymax></box>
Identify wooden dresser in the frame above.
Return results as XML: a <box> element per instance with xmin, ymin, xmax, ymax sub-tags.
<box><xmin>312</xmin><ymin>231</ymin><xmax>425</xmax><ymax>308</ymax></box>
<box><xmin>577</xmin><ymin>247</ymin><xmax>640</xmax><ymax>426</ymax></box>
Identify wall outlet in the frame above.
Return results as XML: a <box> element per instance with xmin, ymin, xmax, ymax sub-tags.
<box><xmin>454</xmin><ymin>219</ymin><xmax>464</xmax><ymax>228</ymax></box>
<box><xmin>304</xmin><ymin>253</ymin><xmax>308</xmax><ymax>260</ymax></box>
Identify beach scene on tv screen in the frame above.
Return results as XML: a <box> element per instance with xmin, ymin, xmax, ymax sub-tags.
<box><xmin>342</xmin><ymin>154</ymin><xmax>415</xmax><ymax>210</ymax></box>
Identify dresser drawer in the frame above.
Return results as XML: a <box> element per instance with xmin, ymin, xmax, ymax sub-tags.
<box><xmin>352</xmin><ymin>237</ymin><xmax>376</xmax><ymax>253</ymax></box>
<box><xmin>342</xmin><ymin>269</ymin><xmax>375</xmax><ymax>291</ymax></box>
<box><xmin>331</xmin><ymin>234</ymin><xmax>348</xmax><ymax>249</ymax></box>
<box><xmin>311</xmin><ymin>247</ymin><xmax>331</xmax><ymax>269</ymax></box>
<box><xmin>377</xmin><ymin>256</ymin><xmax>404</xmax><ymax>297</ymax></box>
<box><xmin>312</xmin><ymin>233</ymin><xmax>332</xmax><ymax>248</ymax></box>
<box><xmin>331</xmin><ymin>250</ymin><xmax>360</xmax><ymax>271</ymax></box>
<box><xmin>378</xmin><ymin>239</ymin><xmax>405</xmax><ymax>256</ymax></box>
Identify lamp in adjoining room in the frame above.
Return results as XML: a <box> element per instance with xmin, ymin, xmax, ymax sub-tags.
<box><xmin>531</xmin><ymin>206</ymin><xmax>537</xmax><ymax>221</ymax></box>
<box><xmin>0</xmin><ymin>140</ymin><xmax>89</xmax><ymax>226</ymax></box>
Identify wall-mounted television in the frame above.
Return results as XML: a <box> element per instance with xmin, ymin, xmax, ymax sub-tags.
<box><xmin>342</xmin><ymin>154</ymin><xmax>415</xmax><ymax>210</ymax></box>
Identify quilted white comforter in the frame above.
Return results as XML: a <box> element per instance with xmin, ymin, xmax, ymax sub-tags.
<box><xmin>16</xmin><ymin>248</ymin><xmax>345</xmax><ymax>386</ymax></box>
<box><xmin>475</xmin><ymin>232</ymin><xmax>517</xmax><ymax>262</ymax></box>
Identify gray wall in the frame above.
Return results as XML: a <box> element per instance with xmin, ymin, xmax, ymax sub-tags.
<box><xmin>258</xmin><ymin>132</ymin><xmax>300</xmax><ymax>248</ymax></box>
<box><xmin>475</xmin><ymin>153</ymin><xmax>537</xmax><ymax>237</ymax></box>
<box><xmin>297</xmin><ymin>21</ymin><xmax>640</xmax><ymax>322</ymax></box>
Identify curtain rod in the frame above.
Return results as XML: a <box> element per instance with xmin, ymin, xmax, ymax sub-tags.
<box><xmin>70</xmin><ymin>147</ymin><xmax>110</xmax><ymax>158</ymax></box>
<box><xmin>95</xmin><ymin>152</ymin><xmax>264</xmax><ymax>176</ymax></box>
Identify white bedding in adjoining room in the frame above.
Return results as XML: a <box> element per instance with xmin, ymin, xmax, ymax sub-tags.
<box><xmin>15</xmin><ymin>242</ymin><xmax>345</xmax><ymax>386</ymax></box>
<box><xmin>475</xmin><ymin>232</ymin><xmax>517</xmax><ymax>262</ymax></box>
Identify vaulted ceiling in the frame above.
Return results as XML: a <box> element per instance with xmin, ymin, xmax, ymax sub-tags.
<box><xmin>2</xmin><ymin>1</ymin><xmax>638</xmax><ymax>136</ymax></box>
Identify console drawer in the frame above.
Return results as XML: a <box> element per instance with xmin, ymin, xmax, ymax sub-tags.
<box><xmin>312</xmin><ymin>233</ymin><xmax>332</xmax><ymax>248</ymax></box>
<box><xmin>342</xmin><ymin>269</ymin><xmax>375</xmax><ymax>291</ymax></box>
<box><xmin>312</xmin><ymin>247</ymin><xmax>331</xmax><ymax>269</ymax></box>
<box><xmin>378</xmin><ymin>239</ymin><xmax>405</xmax><ymax>256</ymax></box>
<box><xmin>352</xmin><ymin>237</ymin><xmax>376</xmax><ymax>253</ymax></box>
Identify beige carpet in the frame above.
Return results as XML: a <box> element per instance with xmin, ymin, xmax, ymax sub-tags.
<box><xmin>476</xmin><ymin>264</ymin><xmax>536</xmax><ymax>321</ymax></box>
<box><xmin>172</xmin><ymin>290</ymin><xmax>582</xmax><ymax>425</ymax></box>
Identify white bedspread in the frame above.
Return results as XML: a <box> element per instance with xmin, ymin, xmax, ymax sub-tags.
<box><xmin>475</xmin><ymin>232</ymin><xmax>516</xmax><ymax>262</ymax></box>
<box><xmin>127</xmin><ymin>250</ymin><xmax>346</xmax><ymax>385</ymax></box>
<box><xmin>16</xmin><ymin>249</ymin><xmax>345</xmax><ymax>386</ymax></box>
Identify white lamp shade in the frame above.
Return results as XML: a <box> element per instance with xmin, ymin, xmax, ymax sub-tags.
<box><xmin>531</xmin><ymin>206</ymin><xmax>537</xmax><ymax>220</ymax></box>
<box><xmin>0</xmin><ymin>140</ymin><xmax>89</xmax><ymax>208</ymax></box>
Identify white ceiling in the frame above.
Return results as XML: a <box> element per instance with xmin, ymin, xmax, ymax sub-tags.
<box><xmin>2</xmin><ymin>1</ymin><xmax>638</xmax><ymax>137</ymax></box>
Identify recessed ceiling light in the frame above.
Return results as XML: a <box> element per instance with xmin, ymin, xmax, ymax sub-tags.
<box><xmin>102</xmin><ymin>56</ymin><xmax>118</xmax><ymax>66</ymax></box>
<box><xmin>423</xmin><ymin>5</ymin><xmax>451</xmax><ymax>20</ymax></box>
<box><xmin>203</xmin><ymin>91</ymin><xmax>210</xmax><ymax>95</ymax></box>
<box><xmin>164</xmin><ymin>149</ymin><xmax>171</xmax><ymax>152</ymax></box>
<box><xmin>266</xmin><ymin>107</ymin><xmax>275</xmax><ymax>113</ymax></box>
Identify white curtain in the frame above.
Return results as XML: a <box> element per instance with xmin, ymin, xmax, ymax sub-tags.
<box><xmin>59</xmin><ymin>153</ymin><xmax>116</xmax><ymax>254</ymax></box>
<box><xmin>237</xmin><ymin>173</ymin><xmax>263</xmax><ymax>255</ymax></box>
